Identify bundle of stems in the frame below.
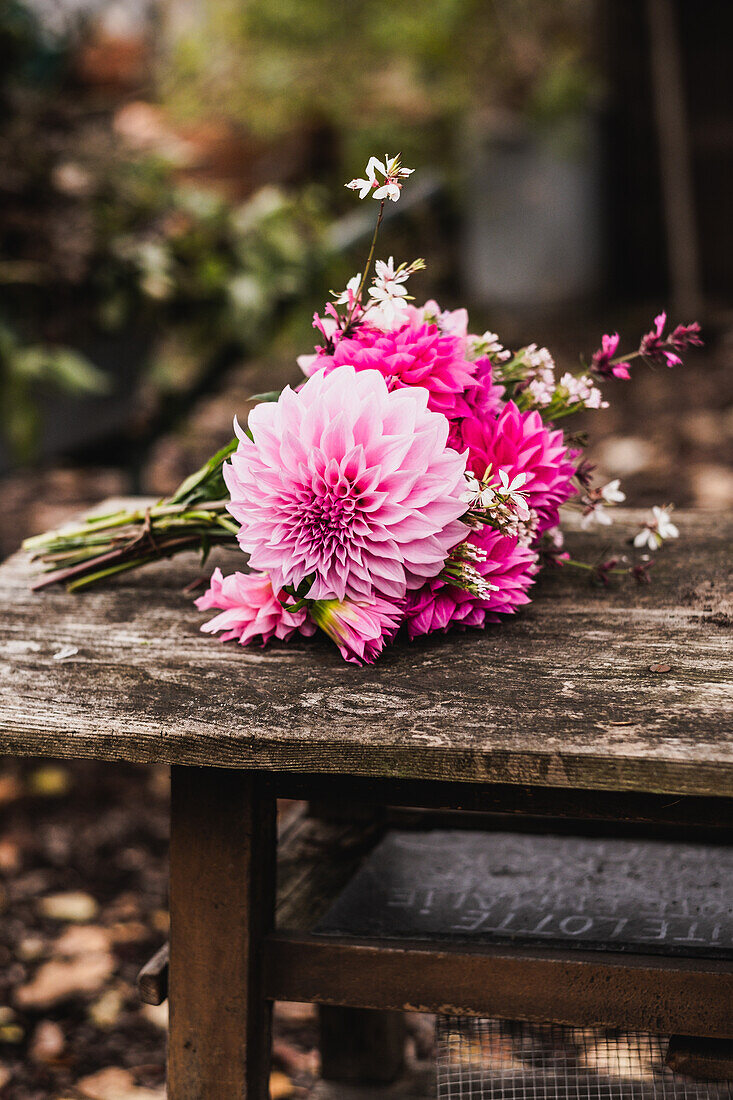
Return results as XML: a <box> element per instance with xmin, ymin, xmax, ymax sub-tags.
<box><xmin>23</xmin><ymin>439</ymin><xmax>240</xmax><ymax>592</ymax></box>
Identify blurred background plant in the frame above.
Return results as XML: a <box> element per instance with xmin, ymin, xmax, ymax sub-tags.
<box><xmin>160</xmin><ymin>0</ymin><xmax>597</xmax><ymax>174</ymax></box>
<box><xmin>0</xmin><ymin>0</ymin><xmax>731</xmax><ymax>553</ymax></box>
<box><xmin>0</xmin><ymin>0</ymin><xmax>326</xmax><ymax>473</ymax></box>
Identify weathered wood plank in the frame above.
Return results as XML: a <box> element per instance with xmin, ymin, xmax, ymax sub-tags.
<box><xmin>138</xmin><ymin>942</ymin><xmax>169</xmax><ymax>1005</ymax></box>
<box><xmin>666</xmin><ymin>1036</ymin><xmax>733</xmax><ymax>1080</ymax></box>
<box><xmin>264</xmin><ymin>933</ymin><xmax>733</xmax><ymax>1038</ymax></box>
<box><xmin>0</xmin><ymin>508</ymin><xmax>731</xmax><ymax>796</ymax></box>
<box><xmin>168</xmin><ymin>767</ymin><xmax>276</xmax><ymax>1099</ymax></box>
<box><xmin>319</xmin><ymin>1006</ymin><xmax>406</xmax><ymax>1084</ymax></box>
<box><xmin>137</xmin><ymin>807</ymin><xmax>383</xmax><ymax>1007</ymax></box>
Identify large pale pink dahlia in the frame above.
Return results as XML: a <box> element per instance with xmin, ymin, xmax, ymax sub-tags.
<box><xmin>195</xmin><ymin>568</ymin><xmax>315</xmax><ymax>646</ymax></box>
<box><xmin>224</xmin><ymin>366</ymin><xmax>468</xmax><ymax>602</ymax></box>
<box><xmin>301</xmin><ymin>320</ymin><xmax>478</xmax><ymax>420</ymax></box>
<box><xmin>458</xmin><ymin>402</ymin><xmax>577</xmax><ymax>533</ymax></box>
<box><xmin>404</xmin><ymin>527</ymin><xmax>537</xmax><ymax>639</ymax></box>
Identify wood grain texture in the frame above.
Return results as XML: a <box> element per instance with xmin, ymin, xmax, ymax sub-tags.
<box><xmin>264</xmin><ymin>933</ymin><xmax>733</xmax><ymax>1038</ymax></box>
<box><xmin>1</xmin><ymin>507</ymin><xmax>731</xmax><ymax>796</ymax></box>
<box><xmin>168</xmin><ymin>767</ymin><xmax>275</xmax><ymax>1099</ymax></box>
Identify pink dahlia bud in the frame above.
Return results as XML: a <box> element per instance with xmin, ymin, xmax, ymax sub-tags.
<box><xmin>310</xmin><ymin>596</ymin><xmax>403</xmax><ymax>664</ymax></box>
<box><xmin>224</xmin><ymin>366</ymin><xmax>468</xmax><ymax>603</ymax></box>
<box><xmin>195</xmin><ymin>568</ymin><xmax>315</xmax><ymax>646</ymax></box>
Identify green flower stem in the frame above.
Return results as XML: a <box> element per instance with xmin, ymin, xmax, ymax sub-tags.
<box><xmin>344</xmin><ymin>200</ymin><xmax>385</xmax><ymax>330</ymax></box>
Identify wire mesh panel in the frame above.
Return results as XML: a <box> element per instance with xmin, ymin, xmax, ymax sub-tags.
<box><xmin>436</xmin><ymin>1019</ymin><xmax>733</xmax><ymax>1100</ymax></box>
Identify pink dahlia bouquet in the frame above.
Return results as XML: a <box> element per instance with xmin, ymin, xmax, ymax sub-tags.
<box><xmin>26</xmin><ymin>155</ymin><xmax>702</xmax><ymax>664</ymax></box>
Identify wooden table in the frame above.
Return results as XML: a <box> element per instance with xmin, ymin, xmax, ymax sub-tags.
<box><xmin>0</xmin><ymin>507</ymin><xmax>731</xmax><ymax>1098</ymax></box>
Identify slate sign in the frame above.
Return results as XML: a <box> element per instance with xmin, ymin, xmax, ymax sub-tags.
<box><xmin>316</xmin><ymin>830</ymin><xmax>733</xmax><ymax>958</ymax></box>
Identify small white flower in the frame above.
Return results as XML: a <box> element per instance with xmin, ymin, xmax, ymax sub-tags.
<box><xmin>460</xmin><ymin>472</ymin><xmax>482</xmax><ymax>505</ymax></box>
<box><xmin>373</xmin><ymin>181</ymin><xmax>402</xmax><ymax>202</ymax></box>
<box><xmin>558</xmin><ymin>372</ymin><xmax>608</xmax><ymax>410</ymax></box>
<box><xmin>653</xmin><ymin>505</ymin><xmax>679</xmax><ymax>540</ymax></box>
<box><xmin>497</xmin><ymin>469</ymin><xmax>527</xmax><ymax>493</ymax></box>
<box><xmin>525</xmin><ymin>344</ymin><xmax>556</xmax><ymax>372</ymax></box>
<box><xmin>346</xmin><ymin>155</ymin><xmax>414</xmax><ymax>203</ymax></box>
<box><xmin>383</xmin><ymin>154</ymin><xmax>414</xmax><ymax>180</ymax></box>
<box><xmin>601</xmin><ymin>479</ymin><xmax>626</xmax><ymax>504</ymax></box>
<box><xmin>334</xmin><ymin>273</ymin><xmax>362</xmax><ymax>305</ymax></box>
<box><xmin>496</xmin><ymin>469</ymin><xmax>530</xmax><ymax>520</ymax></box>
<box><xmin>374</xmin><ymin>257</ymin><xmax>410</xmax><ymax>287</ymax></box>
<box><xmin>527</xmin><ymin>376</ymin><xmax>556</xmax><ymax>407</ymax></box>
<box><xmin>633</xmin><ymin>505</ymin><xmax>679</xmax><ymax>549</ymax></box>
<box><xmin>345</xmin><ymin>177</ymin><xmax>375</xmax><ymax>199</ymax></box>
<box><xmin>367</xmin><ymin>297</ymin><xmax>411</xmax><ymax>331</ymax></box>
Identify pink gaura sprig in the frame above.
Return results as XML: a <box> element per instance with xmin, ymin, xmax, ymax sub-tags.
<box><xmin>591</xmin><ymin>312</ymin><xmax>702</xmax><ymax>380</ymax></box>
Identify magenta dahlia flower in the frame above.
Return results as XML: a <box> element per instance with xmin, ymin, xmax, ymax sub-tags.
<box><xmin>457</xmin><ymin>402</ymin><xmax>576</xmax><ymax>533</ymax></box>
<box><xmin>195</xmin><ymin>568</ymin><xmax>315</xmax><ymax>646</ymax></box>
<box><xmin>301</xmin><ymin>319</ymin><xmax>479</xmax><ymax>420</ymax></box>
<box><xmin>310</xmin><ymin>595</ymin><xmax>403</xmax><ymax>664</ymax></box>
<box><xmin>404</xmin><ymin>527</ymin><xmax>537</xmax><ymax>639</ymax></box>
<box><xmin>224</xmin><ymin>366</ymin><xmax>468</xmax><ymax>602</ymax></box>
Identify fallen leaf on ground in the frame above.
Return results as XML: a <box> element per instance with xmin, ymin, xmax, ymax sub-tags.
<box><xmin>0</xmin><ymin>838</ymin><xmax>20</xmax><ymax>872</ymax></box>
<box><xmin>89</xmin><ymin>986</ymin><xmax>125</xmax><ymax>1029</ymax></box>
<box><xmin>108</xmin><ymin>920</ymin><xmax>149</xmax><ymax>944</ymax></box>
<box><xmin>77</xmin><ymin>1066</ymin><xmax>165</xmax><ymax>1099</ymax></box>
<box><xmin>52</xmin><ymin>645</ymin><xmax>79</xmax><ymax>662</ymax></box>
<box><xmin>269</xmin><ymin>1070</ymin><xmax>295</xmax><ymax>1099</ymax></box>
<box><xmin>39</xmin><ymin>891</ymin><xmax>99</xmax><ymax>922</ymax></box>
<box><xmin>150</xmin><ymin>909</ymin><xmax>169</xmax><ymax>934</ymax></box>
<box><xmin>141</xmin><ymin>1001</ymin><xmax>168</xmax><ymax>1030</ymax></box>
<box><xmin>15</xmin><ymin>951</ymin><xmax>115</xmax><ymax>1009</ymax></box>
<box><xmin>17</xmin><ymin>935</ymin><xmax>46</xmax><ymax>961</ymax></box>
<box><xmin>0</xmin><ymin>774</ymin><xmax>22</xmax><ymax>804</ymax></box>
<box><xmin>30</xmin><ymin>1019</ymin><xmax>65</xmax><ymax>1062</ymax></box>
<box><xmin>54</xmin><ymin>924</ymin><xmax>111</xmax><ymax>956</ymax></box>
<box><xmin>28</xmin><ymin>764</ymin><xmax>73</xmax><ymax>796</ymax></box>
<box><xmin>0</xmin><ymin>1022</ymin><xmax>23</xmax><ymax>1043</ymax></box>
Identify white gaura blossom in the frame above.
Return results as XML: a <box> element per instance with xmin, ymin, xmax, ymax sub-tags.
<box><xmin>634</xmin><ymin>506</ymin><xmax>680</xmax><ymax>550</ymax></box>
<box><xmin>601</xmin><ymin>479</ymin><xmax>626</xmax><ymax>504</ymax></box>
<box><xmin>365</xmin><ymin>256</ymin><xmax>424</xmax><ymax>330</ymax></box>
<box><xmin>461</xmin><ymin>468</ymin><xmax>530</xmax><ymax>524</ymax></box>
<box><xmin>580</xmin><ymin>480</ymin><xmax>626</xmax><ymax>529</ymax></box>
<box><xmin>495</xmin><ymin>469</ymin><xmax>531</xmax><ymax>521</ymax></box>
<box><xmin>346</xmin><ymin>155</ymin><xmax>414</xmax><ymax>203</ymax></box>
<box><xmin>580</xmin><ymin>503</ymin><xmax>613</xmax><ymax>529</ymax></box>
<box><xmin>334</xmin><ymin>273</ymin><xmax>362</xmax><ymax>306</ymax></box>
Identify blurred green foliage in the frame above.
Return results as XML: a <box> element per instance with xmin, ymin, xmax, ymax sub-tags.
<box><xmin>160</xmin><ymin>0</ymin><xmax>596</xmax><ymax>176</ymax></box>
<box><xmin>0</xmin><ymin>320</ymin><xmax>108</xmax><ymax>464</ymax></box>
<box><xmin>0</xmin><ymin>2</ymin><xmax>326</xmax><ymax>464</ymax></box>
